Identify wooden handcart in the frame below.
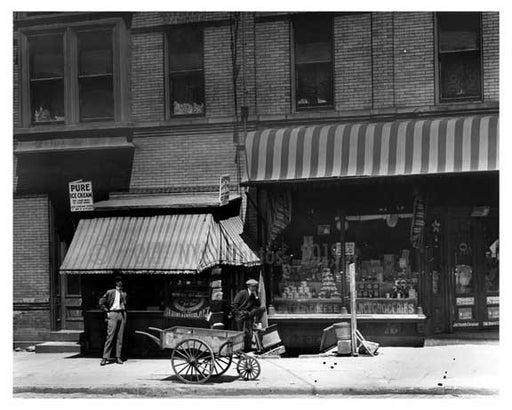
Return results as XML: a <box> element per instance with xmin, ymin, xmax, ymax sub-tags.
<box><xmin>136</xmin><ymin>326</ymin><xmax>261</xmax><ymax>384</ymax></box>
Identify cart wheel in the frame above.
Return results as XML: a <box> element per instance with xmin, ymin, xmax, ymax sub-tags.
<box><xmin>236</xmin><ymin>354</ymin><xmax>261</xmax><ymax>380</ymax></box>
<box><xmin>171</xmin><ymin>338</ymin><xmax>214</xmax><ymax>384</ymax></box>
<box><xmin>211</xmin><ymin>341</ymin><xmax>233</xmax><ymax>377</ymax></box>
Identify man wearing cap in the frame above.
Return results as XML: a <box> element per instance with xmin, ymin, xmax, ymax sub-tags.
<box><xmin>231</xmin><ymin>278</ymin><xmax>266</xmax><ymax>351</ymax></box>
<box><xmin>99</xmin><ymin>276</ymin><xmax>127</xmax><ymax>366</ymax></box>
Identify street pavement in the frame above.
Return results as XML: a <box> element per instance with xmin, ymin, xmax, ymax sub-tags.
<box><xmin>12</xmin><ymin>342</ymin><xmax>500</xmax><ymax>398</ymax></box>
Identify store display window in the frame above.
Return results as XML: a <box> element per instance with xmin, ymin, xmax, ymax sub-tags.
<box><xmin>271</xmin><ymin>211</ymin><xmax>419</xmax><ymax>315</ymax></box>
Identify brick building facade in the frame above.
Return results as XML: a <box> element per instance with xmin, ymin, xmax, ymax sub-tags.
<box><xmin>13</xmin><ymin>12</ymin><xmax>499</xmax><ymax>349</ymax></box>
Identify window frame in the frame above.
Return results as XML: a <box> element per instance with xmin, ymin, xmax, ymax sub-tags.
<box><xmin>18</xmin><ymin>18</ymin><xmax>127</xmax><ymax>128</ymax></box>
<box><xmin>165</xmin><ymin>24</ymin><xmax>206</xmax><ymax>119</ymax></box>
<box><xmin>435</xmin><ymin>12</ymin><xmax>483</xmax><ymax>104</ymax></box>
<box><xmin>291</xmin><ymin>14</ymin><xmax>334</xmax><ymax>112</ymax></box>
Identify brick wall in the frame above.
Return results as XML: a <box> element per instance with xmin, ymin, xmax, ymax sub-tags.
<box><xmin>129</xmin><ymin>131</ymin><xmax>240</xmax><ymax>190</ymax></box>
<box><xmin>13</xmin><ymin>30</ymin><xmax>20</xmax><ymax>128</ymax></box>
<box><xmin>13</xmin><ymin>195</ymin><xmax>51</xmax><ymax>337</ymax></box>
<box><xmin>255</xmin><ymin>20</ymin><xmax>291</xmax><ymax>115</ymax></box>
<box><xmin>204</xmin><ymin>24</ymin><xmax>234</xmax><ymax>118</ymax></box>
<box><xmin>482</xmin><ymin>12</ymin><xmax>499</xmax><ymax>102</ymax></box>
<box><xmin>371</xmin><ymin>12</ymin><xmax>395</xmax><ymax>108</ymax></box>
<box><xmin>131</xmin><ymin>32</ymin><xmax>165</xmax><ymax>122</ymax></box>
<box><xmin>237</xmin><ymin>13</ymin><xmax>257</xmax><ymax>117</ymax></box>
<box><xmin>393</xmin><ymin>12</ymin><xmax>435</xmax><ymax>107</ymax></box>
<box><xmin>13</xmin><ymin>311</ymin><xmax>52</xmax><ymax>340</ymax></box>
<box><xmin>13</xmin><ymin>195</ymin><xmax>50</xmax><ymax>300</ymax></box>
<box><xmin>334</xmin><ymin>14</ymin><xmax>372</xmax><ymax>111</ymax></box>
<box><xmin>132</xmin><ymin>12</ymin><xmax>231</xmax><ymax>29</ymax></box>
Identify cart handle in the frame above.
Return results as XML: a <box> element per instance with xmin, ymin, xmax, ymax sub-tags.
<box><xmin>135</xmin><ymin>330</ymin><xmax>161</xmax><ymax>347</ymax></box>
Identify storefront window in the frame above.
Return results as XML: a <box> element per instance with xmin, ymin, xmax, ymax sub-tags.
<box><xmin>272</xmin><ymin>211</ymin><xmax>419</xmax><ymax>315</ymax></box>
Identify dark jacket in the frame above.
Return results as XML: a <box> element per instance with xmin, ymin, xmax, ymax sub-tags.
<box><xmin>231</xmin><ymin>289</ymin><xmax>260</xmax><ymax>319</ymax></box>
<box><xmin>99</xmin><ymin>289</ymin><xmax>127</xmax><ymax>312</ymax></box>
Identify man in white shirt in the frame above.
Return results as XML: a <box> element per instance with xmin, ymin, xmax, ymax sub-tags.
<box><xmin>99</xmin><ymin>276</ymin><xmax>127</xmax><ymax>366</ymax></box>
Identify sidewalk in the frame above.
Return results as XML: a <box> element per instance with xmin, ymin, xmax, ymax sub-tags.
<box><xmin>13</xmin><ymin>343</ymin><xmax>500</xmax><ymax>397</ymax></box>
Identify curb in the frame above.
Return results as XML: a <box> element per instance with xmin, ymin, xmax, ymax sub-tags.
<box><xmin>13</xmin><ymin>385</ymin><xmax>499</xmax><ymax>397</ymax></box>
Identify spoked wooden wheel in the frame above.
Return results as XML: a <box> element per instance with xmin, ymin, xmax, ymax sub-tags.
<box><xmin>236</xmin><ymin>354</ymin><xmax>261</xmax><ymax>380</ymax></box>
<box><xmin>210</xmin><ymin>341</ymin><xmax>233</xmax><ymax>377</ymax></box>
<box><xmin>171</xmin><ymin>338</ymin><xmax>214</xmax><ymax>384</ymax></box>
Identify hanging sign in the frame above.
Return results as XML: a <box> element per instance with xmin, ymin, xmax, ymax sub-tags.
<box><xmin>219</xmin><ymin>174</ymin><xmax>230</xmax><ymax>206</ymax></box>
<box><xmin>68</xmin><ymin>180</ymin><xmax>94</xmax><ymax>212</ymax></box>
<box><xmin>345</xmin><ymin>242</ymin><xmax>355</xmax><ymax>256</ymax></box>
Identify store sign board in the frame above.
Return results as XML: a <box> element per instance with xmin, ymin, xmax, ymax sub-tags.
<box><xmin>68</xmin><ymin>180</ymin><xmax>93</xmax><ymax>212</ymax></box>
<box><xmin>456</xmin><ymin>297</ymin><xmax>474</xmax><ymax>306</ymax></box>
<box><xmin>345</xmin><ymin>242</ymin><xmax>355</xmax><ymax>256</ymax></box>
<box><xmin>165</xmin><ymin>289</ymin><xmax>210</xmax><ymax>319</ymax></box>
<box><xmin>453</xmin><ymin>322</ymin><xmax>479</xmax><ymax>327</ymax></box>
<box><xmin>356</xmin><ymin>300</ymin><xmax>416</xmax><ymax>314</ymax></box>
<box><xmin>487</xmin><ymin>296</ymin><xmax>499</xmax><ymax>305</ymax></box>
<box><xmin>219</xmin><ymin>174</ymin><xmax>230</xmax><ymax>205</ymax></box>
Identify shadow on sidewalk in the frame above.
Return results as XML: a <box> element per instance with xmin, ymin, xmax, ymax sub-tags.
<box><xmin>161</xmin><ymin>374</ymin><xmax>242</xmax><ymax>384</ymax></box>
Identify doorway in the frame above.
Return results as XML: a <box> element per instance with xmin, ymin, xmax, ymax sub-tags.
<box><xmin>447</xmin><ymin>209</ymin><xmax>499</xmax><ymax>331</ymax></box>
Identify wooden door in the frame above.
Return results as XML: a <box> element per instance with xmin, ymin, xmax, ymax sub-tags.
<box><xmin>60</xmin><ymin>241</ymin><xmax>84</xmax><ymax>330</ymax></box>
<box><xmin>448</xmin><ymin>210</ymin><xmax>499</xmax><ymax>330</ymax></box>
<box><xmin>474</xmin><ymin>216</ymin><xmax>499</xmax><ymax>328</ymax></box>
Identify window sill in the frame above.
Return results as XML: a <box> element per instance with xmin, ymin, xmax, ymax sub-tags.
<box><xmin>14</xmin><ymin>121</ymin><xmax>132</xmax><ymax>137</ymax></box>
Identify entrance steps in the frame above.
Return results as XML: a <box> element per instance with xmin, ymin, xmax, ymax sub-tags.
<box><xmin>35</xmin><ymin>341</ymin><xmax>81</xmax><ymax>353</ymax></box>
<box><xmin>33</xmin><ymin>330</ymin><xmax>83</xmax><ymax>353</ymax></box>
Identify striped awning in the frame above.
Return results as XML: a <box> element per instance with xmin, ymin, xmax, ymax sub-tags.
<box><xmin>244</xmin><ymin>115</ymin><xmax>498</xmax><ymax>183</ymax></box>
<box><xmin>60</xmin><ymin>214</ymin><xmax>260</xmax><ymax>275</ymax></box>
<box><xmin>219</xmin><ymin>217</ymin><xmax>261</xmax><ymax>267</ymax></box>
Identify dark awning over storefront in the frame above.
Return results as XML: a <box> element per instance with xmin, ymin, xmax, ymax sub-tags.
<box><xmin>14</xmin><ymin>136</ymin><xmax>134</xmax><ymax>155</ymax></box>
<box><xmin>243</xmin><ymin>115</ymin><xmax>498</xmax><ymax>183</ymax></box>
<box><xmin>60</xmin><ymin>213</ymin><xmax>260</xmax><ymax>275</ymax></box>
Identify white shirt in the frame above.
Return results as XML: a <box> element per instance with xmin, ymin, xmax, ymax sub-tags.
<box><xmin>111</xmin><ymin>289</ymin><xmax>123</xmax><ymax>311</ymax></box>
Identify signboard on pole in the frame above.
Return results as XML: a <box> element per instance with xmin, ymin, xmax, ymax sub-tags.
<box><xmin>345</xmin><ymin>242</ymin><xmax>355</xmax><ymax>256</ymax></box>
<box><xmin>69</xmin><ymin>180</ymin><xmax>94</xmax><ymax>212</ymax></box>
<box><xmin>219</xmin><ymin>174</ymin><xmax>230</xmax><ymax>206</ymax></box>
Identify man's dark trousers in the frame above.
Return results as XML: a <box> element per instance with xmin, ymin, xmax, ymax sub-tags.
<box><xmin>103</xmin><ymin>311</ymin><xmax>126</xmax><ymax>359</ymax></box>
<box><xmin>235</xmin><ymin>307</ymin><xmax>265</xmax><ymax>351</ymax></box>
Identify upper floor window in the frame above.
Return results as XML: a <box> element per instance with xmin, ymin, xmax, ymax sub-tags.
<box><xmin>20</xmin><ymin>19</ymin><xmax>127</xmax><ymax>128</ymax></box>
<box><xmin>293</xmin><ymin>14</ymin><xmax>333</xmax><ymax>110</ymax></box>
<box><xmin>168</xmin><ymin>25</ymin><xmax>204</xmax><ymax>116</ymax></box>
<box><xmin>29</xmin><ymin>34</ymin><xmax>65</xmax><ymax>124</ymax></box>
<box><xmin>78</xmin><ymin>30</ymin><xmax>114</xmax><ymax>121</ymax></box>
<box><xmin>437</xmin><ymin>12</ymin><xmax>482</xmax><ymax>103</ymax></box>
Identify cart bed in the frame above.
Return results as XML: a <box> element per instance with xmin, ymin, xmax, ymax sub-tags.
<box><xmin>162</xmin><ymin>326</ymin><xmax>245</xmax><ymax>354</ymax></box>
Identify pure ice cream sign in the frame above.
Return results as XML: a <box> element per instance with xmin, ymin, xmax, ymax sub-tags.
<box><xmin>69</xmin><ymin>180</ymin><xmax>94</xmax><ymax>212</ymax></box>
